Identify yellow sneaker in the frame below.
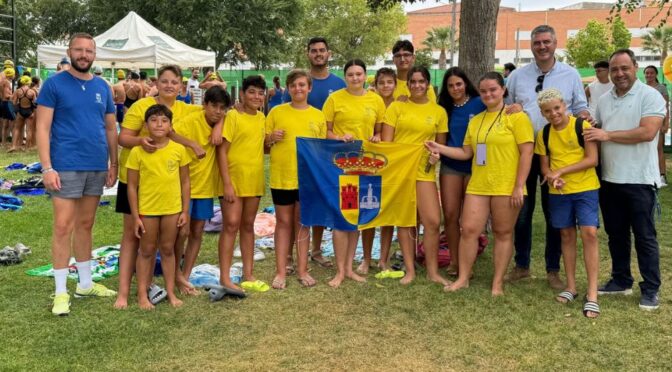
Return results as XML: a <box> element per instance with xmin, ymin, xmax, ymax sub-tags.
<box><xmin>74</xmin><ymin>283</ymin><xmax>117</xmax><ymax>298</ymax></box>
<box><xmin>51</xmin><ymin>293</ymin><xmax>70</xmax><ymax>316</ymax></box>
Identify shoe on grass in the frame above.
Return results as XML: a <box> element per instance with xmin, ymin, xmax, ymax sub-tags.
<box><xmin>51</xmin><ymin>293</ymin><xmax>70</xmax><ymax>316</ymax></box>
<box><xmin>547</xmin><ymin>272</ymin><xmax>565</xmax><ymax>290</ymax></box>
<box><xmin>597</xmin><ymin>280</ymin><xmax>633</xmax><ymax>295</ymax></box>
<box><xmin>504</xmin><ymin>267</ymin><xmax>530</xmax><ymax>282</ymax></box>
<box><xmin>639</xmin><ymin>293</ymin><xmax>659</xmax><ymax>311</ymax></box>
<box><xmin>74</xmin><ymin>283</ymin><xmax>117</xmax><ymax>298</ymax></box>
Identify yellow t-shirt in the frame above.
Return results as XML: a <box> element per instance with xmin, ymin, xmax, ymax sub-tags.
<box><xmin>534</xmin><ymin>117</ymin><xmax>600</xmax><ymax>195</ymax></box>
<box><xmin>173</xmin><ymin>110</ymin><xmax>219</xmax><ymax>199</ymax></box>
<box><xmin>464</xmin><ymin>111</ymin><xmax>534</xmax><ymax>196</ymax></box>
<box><xmin>118</xmin><ymin>97</ymin><xmax>201</xmax><ymax>183</ymax></box>
<box><xmin>323</xmin><ymin>89</ymin><xmax>385</xmax><ymax>141</ymax></box>
<box><xmin>393</xmin><ymin>78</ymin><xmax>437</xmax><ymax>102</ymax></box>
<box><xmin>266</xmin><ymin>103</ymin><xmax>326</xmax><ymax>190</ymax></box>
<box><xmin>384</xmin><ymin>100</ymin><xmax>448</xmax><ymax>182</ymax></box>
<box><xmin>222</xmin><ymin>110</ymin><xmax>265</xmax><ymax>197</ymax></box>
<box><xmin>126</xmin><ymin>140</ymin><xmax>191</xmax><ymax>215</ymax></box>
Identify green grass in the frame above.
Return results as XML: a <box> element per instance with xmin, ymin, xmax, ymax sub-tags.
<box><xmin>0</xmin><ymin>148</ymin><xmax>671</xmax><ymax>371</ymax></box>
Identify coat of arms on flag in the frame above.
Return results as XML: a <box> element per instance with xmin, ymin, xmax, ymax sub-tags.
<box><xmin>297</xmin><ymin>138</ymin><xmax>425</xmax><ymax>231</ymax></box>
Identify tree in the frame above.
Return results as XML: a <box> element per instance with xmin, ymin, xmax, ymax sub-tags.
<box><xmin>369</xmin><ymin>0</ymin><xmax>500</xmax><ymax>80</ymax></box>
<box><xmin>422</xmin><ymin>26</ymin><xmax>456</xmax><ymax>70</ymax></box>
<box><xmin>3</xmin><ymin>0</ymin><xmax>302</xmax><ymax>68</ymax></box>
<box><xmin>414</xmin><ymin>48</ymin><xmax>434</xmax><ymax>69</ymax></box>
<box><xmin>565</xmin><ymin>19</ymin><xmax>632</xmax><ymax>68</ymax></box>
<box><xmin>458</xmin><ymin>1</ymin><xmax>499</xmax><ymax>82</ymax></box>
<box><xmin>642</xmin><ymin>26</ymin><xmax>672</xmax><ymax>64</ymax></box>
<box><xmin>565</xmin><ymin>20</ymin><xmax>614</xmax><ymax>68</ymax></box>
<box><xmin>286</xmin><ymin>0</ymin><xmax>406</xmax><ymax>67</ymax></box>
<box><xmin>610</xmin><ymin>0</ymin><xmax>672</xmax><ymax>27</ymax></box>
<box><xmin>611</xmin><ymin>16</ymin><xmax>632</xmax><ymax>49</ymax></box>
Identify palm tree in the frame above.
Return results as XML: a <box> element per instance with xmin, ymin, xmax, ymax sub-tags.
<box><xmin>422</xmin><ymin>27</ymin><xmax>457</xmax><ymax>70</ymax></box>
<box><xmin>642</xmin><ymin>26</ymin><xmax>672</xmax><ymax>66</ymax></box>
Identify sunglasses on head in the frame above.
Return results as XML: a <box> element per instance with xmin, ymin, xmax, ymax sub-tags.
<box><xmin>535</xmin><ymin>74</ymin><xmax>545</xmax><ymax>93</ymax></box>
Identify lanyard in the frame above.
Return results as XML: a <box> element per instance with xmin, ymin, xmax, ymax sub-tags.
<box><xmin>476</xmin><ymin>106</ymin><xmax>504</xmax><ymax>144</ymax></box>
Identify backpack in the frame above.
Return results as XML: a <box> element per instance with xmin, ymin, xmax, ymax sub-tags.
<box><xmin>542</xmin><ymin>117</ymin><xmax>585</xmax><ymax>156</ymax></box>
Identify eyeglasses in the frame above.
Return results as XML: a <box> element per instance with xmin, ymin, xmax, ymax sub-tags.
<box><xmin>535</xmin><ymin>74</ymin><xmax>545</xmax><ymax>93</ymax></box>
<box><xmin>393</xmin><ymin>52</ymin><xmax>414</xmax><ymax>59</ymax></box>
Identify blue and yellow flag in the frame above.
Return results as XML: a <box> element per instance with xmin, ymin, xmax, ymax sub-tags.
<box><xmin>297</xmin><ymin>138</ymin><xmax>424</xmax><ymax>231</ymax></box>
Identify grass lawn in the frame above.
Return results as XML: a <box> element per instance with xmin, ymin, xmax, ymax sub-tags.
<box><xmin>0</xmin><ymin>148</ymin><xmax>670</xmax><ymax>371</ymax></box>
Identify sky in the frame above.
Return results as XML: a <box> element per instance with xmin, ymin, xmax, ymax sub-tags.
<box><xmin>404</xmin><ymin>0</ymin><xmax>616</xmax><ymax>12</ymax></box>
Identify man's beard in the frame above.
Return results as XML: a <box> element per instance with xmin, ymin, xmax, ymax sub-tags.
<box><xmin>71</xmin><ymin>59</ymin><xmax>93</xmax><ymax>74</ymax></box>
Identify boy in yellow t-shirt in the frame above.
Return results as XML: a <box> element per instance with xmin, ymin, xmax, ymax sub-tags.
<box><xmin>126</xmin><ymin>104</ymin><xmax>191</xmax><ymax>310</ymax></box>
<box><xmin>534</xmin><ymin>88</ymin><xmax>600</xmax><ymax>319</ymax></box>
<box><xmin>266</xmin><ymin>69</ymin><xmax>326</xmax><ymax>290</ymax></box>
<box><xmin>172</xmin><ymin>86</ymin><xmax>231</xmax><ymax>296</ymax></box>
<box><xmin>217</xmin><ymin>76</ymin><xmax>268</xmax><ymax>292</ymax></box>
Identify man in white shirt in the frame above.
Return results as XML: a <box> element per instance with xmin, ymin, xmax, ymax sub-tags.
<box><xmin>584</xmin><ymin>48</ymin><xmax>665</xmax><ymax>311</ymax></box>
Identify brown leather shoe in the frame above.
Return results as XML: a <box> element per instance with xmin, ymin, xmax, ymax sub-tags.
<box><xmin>504</xmin><ymin>266</ymin><xmax>530</xmax><ymax>282</ymax></box>
<box><xmin>547</xmin><ymin>272</ymin><xmax>565</xmax><ymax>290</ymax></box>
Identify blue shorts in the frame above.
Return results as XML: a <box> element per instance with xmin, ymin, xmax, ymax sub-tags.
<box><xmin>548</xmin><ymin>189</ymin><xmax>600</xmax><ymax>229</ymax></box>
<box><xmin>115</xmin><ymin>103</ymin><xmax>125</xmax><ymax>123</ymax></box>
<box><xmin>189</xmin><ymin>198</ymin><xmax>214</xmax><ymax>220</ymax></box>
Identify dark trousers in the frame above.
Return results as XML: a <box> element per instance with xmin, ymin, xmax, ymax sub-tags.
<box><xmin>599</xmin><ymin>181</ymin><xmax>660</xmax><ymax>296</ymax></box>
<box><xmin>513</xmin><ymin>154</ymin><xmax>562</xmax><ymax>272</ymax></box>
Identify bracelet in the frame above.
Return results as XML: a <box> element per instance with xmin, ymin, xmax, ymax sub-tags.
<box><xmin>42</xmin><ymin>167</ymin><xmax>55</xmax><ymax>174</ymax></box>
<box><xmin>110</xmin><ymin>163</ymin><xmax>118</xmax><ymax>167</ymax></box>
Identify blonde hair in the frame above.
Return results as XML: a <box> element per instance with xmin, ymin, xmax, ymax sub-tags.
<box><xmin>537</xmin><ymin>88</ymin><xmax>564</xmax><ymax>107</ymax></box>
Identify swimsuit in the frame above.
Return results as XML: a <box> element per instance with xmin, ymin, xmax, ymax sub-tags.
<box><xmin>15</xmin><ymin>88</ymin><xmax>35</xmax><ymax>119</ymax></box>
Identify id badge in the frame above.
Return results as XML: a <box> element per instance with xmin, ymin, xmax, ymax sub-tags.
<box><xmin>476</xmin><ymin>143</ymin><xmax>487</xmax><ymax>165</ymax></box>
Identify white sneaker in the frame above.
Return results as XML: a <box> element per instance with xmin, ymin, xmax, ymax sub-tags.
<box><xmin>233</xmin><ymin>247</ymin><xmax>264</xmax><ymax>261</ymax></box>
<box><xmin>253</xmin><ymin>248</ymin><xmax>265</xmax><ymax>261</ymax></box>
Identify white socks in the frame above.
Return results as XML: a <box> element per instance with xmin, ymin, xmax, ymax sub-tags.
<box><xmin>76</xmin><ymin>260</ymin><xmax>93</xmax><ymax>290</ymax></box>
<box><xmin>54</xmin><ymin>268</ymin><xmax>68</xmax><ymax>295</ymax></box>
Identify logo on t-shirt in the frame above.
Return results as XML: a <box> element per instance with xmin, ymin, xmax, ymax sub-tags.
<box><xmin>95</xmin><ymin>93</ymin><xmax>102</xmax><ymax>104</ymax></box>
<box><xmin>167</xmin><ymin>159</ymin><xmax>178</xmax><ymax>173</ymax></box>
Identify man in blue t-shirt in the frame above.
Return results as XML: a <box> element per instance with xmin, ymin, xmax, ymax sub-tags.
<box><xmin>282</xmin><ymin>37</ymin><xmax>346</xmax><ymax>110</ymax></box>
<box><xmin>36</xmin><ymin>33</ymin><xmax>118</xmax><ymax>316</ymax></box>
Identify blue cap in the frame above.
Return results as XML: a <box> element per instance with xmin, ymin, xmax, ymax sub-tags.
<box><xmin>60</xmin><ymin>57</ymin><xmax>70</xmax><ymax>65</ymax></box>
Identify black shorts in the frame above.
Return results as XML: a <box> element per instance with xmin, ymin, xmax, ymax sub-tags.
<box><xmin>115</xmin><ymin>182</ymin><xmax>131</xmax><ymax>214</ymax></box>
<box><xmin>0</xmin><ymin>100</ymin><xmax>16</xmax><ymax>120</ymax></box>
<box><xmin>271</xmin><ymin>188</ymin><xmax>299</xmax><ymax>206</ymax></box>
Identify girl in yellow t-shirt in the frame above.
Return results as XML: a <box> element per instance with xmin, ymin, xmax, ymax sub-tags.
<box><xmin>534</xmin><ymin>88</ymin><xmax>600</xmax><ymax>318</ymax></box>
<box><xmin>266</xmin><ymin>69</ymin><xmax>327</xmax><ymax>289</ymax></box>
<box><xmin>126</xmin><ymin>104</ymin><xmax>191</xmax><ymax>310</ymax></box>
<box><xmin>382</xmin><ymin>66</ymin><xmax>449</xmax><ymax>286</ymax></box>
<box><xmin>115</xmin><ymin>65</ymin><xmax>210</xmax><ymax>310</ymax></box>
<box><xmin>217</xmin><ymin>75</ymin><xmax>268</xmax><ymax>293</ymax></box>
<box><xmin>324</xmin><ymin>59</ymin><xmax>386</xmax><ymax>288</ymax></box>
<box><xmin>426</xmin><ymin>71</ymin><xmax>534</xmax><ymax>296</ymax></box>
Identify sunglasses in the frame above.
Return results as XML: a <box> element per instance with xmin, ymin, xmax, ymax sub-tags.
<box><xmin>535</xmin><ymin>74</ymin><xmax>545</xmax><ymax>93</ymax></box>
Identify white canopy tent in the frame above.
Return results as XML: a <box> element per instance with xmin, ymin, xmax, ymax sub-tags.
<box><xmin>36</xmin><ymin>11</ymin><xmax>216</xmax><ymax>72</ymax></box>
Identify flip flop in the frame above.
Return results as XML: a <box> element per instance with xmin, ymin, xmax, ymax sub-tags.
<box><xmin>310</xmin><ymin>254</ymin><xmax>333</xmax><ymax>268</ymax></box>
<box><xmin>204</xmin><ymin>284</ymin><xmax>246</xmax><ymax>302</ymax></box>
<box><xmin>241</xmin><ymin>280</ymin><xmax>270</xmax><ymax>293</ymax></box>
<box><xmin>297</xmin><ymin>276</ymin><xmax>317</xmax><ymax>288</ymax></box>
<box><xmin>147</xmin><ymin>284</ymin><xmax>167</xmax><ymax>305</ymax></box>
<box><xmin>374</xmin><ymin>269</ymin><xmax>405</xmax><ymax>279</ymax></box>
<box><xmin>583</xmin><ymin>300</ymin><xmax>600</xmax><ymax>318</ymax></box>
<box><xmin>272</xmin><ymin>277</ymin><xmax>286</xmax><ymax>290</ymax></box>
<box><xmin>556</xmin><ymin>291</ymin><xmax>578</xmax><ymax>304</ymax></box>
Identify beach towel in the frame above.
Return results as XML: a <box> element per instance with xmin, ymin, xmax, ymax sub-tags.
<box><xmin>25</xmin><ymin>245</ymin><xmax>120</xmax><ymax>281</ymax></box>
